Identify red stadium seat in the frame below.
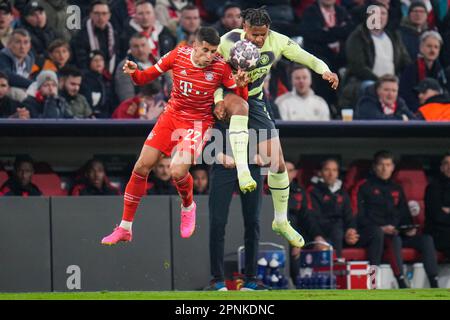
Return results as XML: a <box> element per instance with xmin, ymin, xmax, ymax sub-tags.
<box><xmin>0</xmin><ymin>170</ymin><xmax>8</xmax><ymax>187</ymax></box>
<box><xmin>343</xmin><ymin>159</ymin><xmax>372</xmax><ymax>192</ymax></box>
<box><xmin>31</xmin><ymin>173</ymin><xmax>65</xmax><ymax>196</ymax></box>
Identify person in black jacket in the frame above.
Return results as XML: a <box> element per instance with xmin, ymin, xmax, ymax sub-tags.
<box><xmin>119</xmin><ymin>0</ymin><xmax>175</xmax><ymax>60</ymax></box>
<box><xmin>79</xmin><ymin>50</ymin><xmax>116</xmax><ymax>118</ymax></box>
<box><xmin>212</xmin><ymin>3</ymin><xmax>243</xmax><ymax>36</ymax></box>
<box><xmin>70</xmin><ymin>159</ymin><xmax>121</xmax><ymax>196</ymax></box>
<box><xmin>425</xmin><ymin>153</ymin><xmax>450</xmax><ymax>259</ymax></box>
<box><xmin>146</xmin><ymin>156</ymin><xmax>177</xmax><ymax>195</ymax></box>
<box><xmin>19</xmin><ymin>1</ymin><xmax>59</xmax><ymax>63</ymax></box>
<box><xmin>300</xmin><ymin>0</ymin><xmax>354</xmax><ymax>106</ymax></box>
<box><xmin>355</xmin><ymin>150</ymin><xmax>440</xmax><ymax>288</ymax></box>
<box><xmin>0</xmin><ymin>72</ymin><xmax>29</xmax><ymax>119</ymax></box>
<box><xmin>307</xmin><ymin>158</ymin><xmax>359</xmax><ymax>257</ymax></box>
<box><xmin>0</xmin><ymin>155</ymin><xmax>42</xmax><ymax>196</ymax></box>
<box><xmin>355</xmin><ymin>74</ymin><xmax>416</xmax><ymax>120</ymax></box>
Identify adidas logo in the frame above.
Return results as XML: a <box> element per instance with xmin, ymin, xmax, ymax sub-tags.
<box><xmin>181</xmin><ymin>70</ymin><xmax>187</xmax><ymax>76</ymax></box>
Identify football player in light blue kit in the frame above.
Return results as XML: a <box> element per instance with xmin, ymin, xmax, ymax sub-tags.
<box><xmin>214</xmin><ymin>7</ymin><xmax>339</xmax><ymax>248</ymax></box>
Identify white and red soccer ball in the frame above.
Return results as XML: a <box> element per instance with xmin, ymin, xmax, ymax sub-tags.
<box><xmin>229</xmin><ymin>40</ymin><xmax>260</xmax><ymax>71</ymax></box>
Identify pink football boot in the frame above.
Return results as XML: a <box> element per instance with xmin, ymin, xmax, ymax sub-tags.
<box><xmin>101</xmin><ymin>226</ymin><xmax>132</xmax><ymax>245</ymax></box>
<box><xmin>180</xmin><ymin>201</ymin><xmax>196</xmax><ymax>238</ymax></box>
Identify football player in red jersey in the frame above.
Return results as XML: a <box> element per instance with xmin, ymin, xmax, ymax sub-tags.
<box><xmin>102</xmin><ymin>27</ymin><xmax>252</xmax><ymax>244</ymax></box>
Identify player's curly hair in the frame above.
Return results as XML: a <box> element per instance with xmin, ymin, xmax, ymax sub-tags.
<box><xmin>241</xmin><ymin>6</ymin><xmax>271</xmax><ymax>27</ymax></box>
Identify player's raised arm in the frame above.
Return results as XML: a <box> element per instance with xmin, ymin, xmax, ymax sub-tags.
<box><xmin>127</xmin><ymin>49</ymin><xmax>177</xmax><ymax>85</ymax></box>
<box><xmin>281</xmin><ymin>36</ymin><xmax>339</xmax><ymax>90</ymax></box>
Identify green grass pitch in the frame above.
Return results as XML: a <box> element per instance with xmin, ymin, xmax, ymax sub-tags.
<box><xmin>1</xmin><ymin>289</ymin><xmax>450</xmax><ymax>300</ymax></box>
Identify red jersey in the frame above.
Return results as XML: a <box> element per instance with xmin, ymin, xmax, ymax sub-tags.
<box><xmin>131</xmin><ymin>46</ymin><xmax>237</xmax><ymax>122</ymax></box>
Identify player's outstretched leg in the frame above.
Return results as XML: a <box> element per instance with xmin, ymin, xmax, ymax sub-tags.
<box><xmin>223</xmin><ymin>93</ymin><xmax>256</xmax><ymax>193</ymax></box>
<box><xmin>259</xmin><ymin>138</ymin><xmax>305</xmax><ymax>248</ymax></box>
<box><xmin>101</xmin><ymin>145</ymin><xmax>161</xmax><ymax>245</ymax></box>
<box><xmin>171</xmin><ymin>150</ymin><xmax>196</xmax><ymax>238</ymax></box>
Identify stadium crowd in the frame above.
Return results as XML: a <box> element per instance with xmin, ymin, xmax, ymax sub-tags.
<box><xmin>0</xmin><ymin>0</ymin><xmax>449</xmax><ymax>120</ymax></box>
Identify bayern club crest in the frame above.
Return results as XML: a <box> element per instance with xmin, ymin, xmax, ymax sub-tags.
<box><xmin>205</xmin><ymin>72</ymin><xmax>214</xmax><ymax>81</ymax></box>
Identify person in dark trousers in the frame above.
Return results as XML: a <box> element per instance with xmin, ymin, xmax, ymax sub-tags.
<box><xmin>0</xmin><ymin>155</ymin><xmax>42</xmax><ymax>196</ymax></box>
<box><xmin>354</xmin><ymin>150</ymin><xmax>440</xmax><ymax>288</ymax></box>
<box><xmin>425</xmin><ymin>152</ymin><xmax>450</xmax><ymax>259</ymax></box>
<box><xmin>306</xmin><ymin>158</ymin><xmax>359</xmax><ymax>258</ymax></box>
<box><xmin>71</xmin><ymin>158</ymin><xmax>121</xmax><ymax>196</ymax></box>
<box><xmin>205</xmin><ymin>120</ymin><xmax>266</xmax><ymax>291</ymax></box>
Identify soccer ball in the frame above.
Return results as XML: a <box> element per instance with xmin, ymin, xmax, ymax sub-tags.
<box><xmin>229</xmin><ymin>40</ymin><xmax>260</xmax><ymax>71</ymax></box>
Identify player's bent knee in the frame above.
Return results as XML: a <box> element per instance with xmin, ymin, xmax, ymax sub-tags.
<box><xmin>133</xmin><ymin>159</ymin><xmax>152</xmax><ymax>177</ymax></box>
<box><xmin>224</xmin><ymin>94</ymin><xmax>248</xmax><ymax>116</ymax></box>
<box><xmin>170</xmin><ymin>165</ymin><xmax>188</xmax><ymax>181</ymax></box>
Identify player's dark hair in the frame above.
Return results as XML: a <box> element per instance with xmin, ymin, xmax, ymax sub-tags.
<box><xmin>320</xmin><ymin>157</ymin><xmax>340</xmax><ymax>170</ymax></box>
<box><xmin>13</xmin><ymin>155</ymin><xmax>34</xmax><ymax>171</ymax></box>
<box><xmin>89</xmin><ymin>0</ymin><xmax>109</xmax><ymax>13</ymax></box>
<box><xmin>58</xmin><ymin>65</ymin><xmax>82</xmax><ymax>79</ymax></box>
<box><xmin>48</xmin><ymin>39</ymin><xmax>70</xmax><ymax>54</ymax></box>
<box><xmin>373</xmin><ymin>150</ymin><xmax>395</xmax><ymax>165</ymax></box>
<box><xmin>195</xmin><ymin>27</ymin><xmax>220</xmax><ymax>46</ymax></box>
<box><xmin>181</xmin><ymin>3</ymin><xmax>198</xmax><ymax>13</ymax></box>
<box><xmin>0</xmin><ymin>71</ymin><xmax>9</xmax><ymax>83</ymax></box>
<box><xmin>241</xmin><ymin>6</ymin><xmax>271</xmax><ymax>27</ymax></box>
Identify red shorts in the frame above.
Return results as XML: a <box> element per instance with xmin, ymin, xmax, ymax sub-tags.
<box><xmin>144</xmin><ymin>111</ymin><xmax>213</xmax><ymax>158</ymax></box>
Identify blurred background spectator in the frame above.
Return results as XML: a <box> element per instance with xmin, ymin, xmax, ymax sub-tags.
<box><xmin>80</xmin><ymin>50</ymin><xmax>116</xmax><ymax>118</ymax></box>
<box><xmin>399</xmin><ymin>30</ymin><xmax>450</xmax><ymax>112</ymax></box>
<box><xmin>213</xmin><ymin>3</ymin><xmax>242</xmax><ymax>36</ymax></box>
<box><xmin>71</xmin><ymin>158</ymin><xmax>121</xmax><ymax>196</ymax></box>
<box><xmin>112</xmin><ymin>81</ymin><xmax>165</xmax><ymax>119</ymax></box>
<box><xmin>399</xmin><ymin>1</ymin><xmax>430</xmax><ymax>60</ymax></box>
<box><xmin>0</xmin><ymin>0</ymin><xmax>14</xmax><ymax>50</ymax></box>
<box><xmin>22</xmin><ymin>70</ymin><xmax>73</xmax><ymax>119</ymax></box>
<box><xmin>415</xmin><ymin>78</ymin><xmax>450</xmax><ymax>120</ymax></box>
<box><xmin>59</xmin><ymin>65</ymin><xmax>93</xmax><ymax>119</ymax></box>
<box><xmin>0</xmin><ymin>71</ymin><xmax>29</xmax><ymax>118</ymax></box>
<box><xmin>0</xmin><ymin>155</ymin><xmax>42</xmax><ymax>196</ymax></box>
<box><xmin>155</xmin><ymin>0</ymin><xmax>189</xmax><ymax>35</ymax></box>
<box><xmin>355</xmin><ymin>74</ymin><xmax>416</xmax><ymax>120</ymax></box>
<box><xmin>176</xmin><ymin>4</ymin><xmax>201</xmax><ymax>45</ymax></box>
<box><xmin>146</xmin><ymin>156</ymin><xmax>177</xmax><ymax>195</ymax></box>
<box><xmin>275</xmin><ymin>65</ymin><xmax>331</xmax><ymax>121</ymax></box>
<box><xmin>425</xmin><ymin>152</ymin><xmax>450</xmax><ymax>259</ymax></box>
<box><xmin>191</xmin><ymin>165</ymin><xmax>209</xmax><ymax>195</ymax></box>
<box><xmin>36</xmin><ymin>39</ymin><xmax>72</xmax><ymax>74</ymax></box>
<box><xmin>0</xmin><ymin>28</ymin><xmax>34</xmax><ymax>101</ymax></box>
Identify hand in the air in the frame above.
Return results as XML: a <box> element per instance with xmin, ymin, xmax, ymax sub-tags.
<box><xmin>123</xmin><ymin>60</ymin><xmax>138</xmax><ymax>74</ymax></box>
<box><xmin>322</xmin><ymin>71</ymin><xmax>339</xmax><ymax>90</ymax></box>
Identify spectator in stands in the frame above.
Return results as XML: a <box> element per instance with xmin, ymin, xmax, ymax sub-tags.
<box><xmin>355</xmin><ymin>150</ymin><xmax>440</xmax><ymax>288</ymax></box>
<box><xmin>39</xmin><ymin>0</ymin><xmax>71</xmax><ymax>41</ymax></box>
<box><xmin>441</xmin><ymin>11</ymin><xmax>450</xmax><ymax>68</ymax></box>
<box><xmin>22</xmin><ymin>70</ymin><xmax>73</xmax><ymax>119</ymax></box>
<box><xmin>109</xmin><ymin>0</ymin><xmax>138</xmax><ymax>32</ymax></box>
<box><xmin>355</xmin><ymin>74</ymin><xmax>416</xmax><ymax>120</ymax></box>
<box><xmin>274</xmin><ymin>65</ymin><xmax>331</xmax><ymax>121</ymax></box>
<box><xmin>146</xmin><ymin>156</ymin><xmax>177</xmax><ymax>195</ymax></box>
<box><xmin>115</xmin><ymin>33</ymin><xmax>160</xmax><ymax>103</ymax></box>
<box><xmin>71</xmin><ymin>0</ymin><xmax>119</xmax><ymax>75</ymax></box>
<box><xmin>191</xmin><ymin>165</ymin><xmax>209</xmax><ymax>195</ymax></box>
<box><xmin>38</xmin><ymin>39</ymin><xmax>71</xmax><ymax>73</ymax></box>
<box><xmin>19</xmin><ymin>0</ymin><xmax>59</xmax><ymax>63</ymax></box>
<box><xmin>112</xmin><ymin>81</ymin><xmax>165</xmax><ymax>119</ymax></box>
<box><xmin>0</xmin><ymin>29</ymin><xmax>34</xmax><ymax>100</ymax></box>
<box><xmin>120</xmin><ymin>1</ymin><xmax>175</xmax><ymax>60</ymax></box>
<box><xmin>300</xmin><ymin>0</ymin><xmax>354</xmax><ymax>105</ymax></box>
<box><xmin>307</xmin><ymin>158</ymin><xmax>359</xmax><ymax>257</ymax></box>
<box><xmin>80</xmin><ymin>50</ymin><xmax>115</xmax><ymax>118</ymax></box>
<box><xmin>399</xmin><ymin>1</ymin><xmax>429</xmax><ymax>60</ymax></box>
<box><xmin>0</xmin><ymin>1</ymin><xmax>14</xmax><ymax>50</ymax></box>
<box><xmin>71</xmin><ymin>158</ymin><xmax>121</xmax><ymax>196</ymax></box>
<box><xmin>0</xmin><ymin>155</ymin><xmax>42</xmax><ymax>196</ymax></box>
<box><xmin>425</xmin><ymin>152</ymin><xmax>450</xmax><ymax>259</ymax></box>
<box><xmin>415</xmin><ymin>78</ymin><xmax>450</xmax><ymax>120</ymax></box>
<box><xmin>339</xmin><ymin>2</ymin><xmax>411</xmax><ymax>109</ymax></box>
<box><xmin>59</xmin><ymin>66</ymin><xmax>93</xmax><ymax>119</ymax></box>
<box><xmin>213</xmin><ymin>3</ymin><xmax>242</xmax><ymax>36</ymax></box>
<box><xmin>176</xmin><ymin>4</ymin><xmax>201</xmax><ymax>45</ymax></box>
<box><xmin>155</xmin><ymin>0</ymin><xmax>188</xmax><ymax>35</ymax></box>
<box><xmin>0</xmin><ymin>72</ymin><xmax>30</xmax><ymax>119</ymax></box>
<box><xmin>399</xmin><ymin>31</ymin><xmax>450</xmax><ymax>112</ymax></box>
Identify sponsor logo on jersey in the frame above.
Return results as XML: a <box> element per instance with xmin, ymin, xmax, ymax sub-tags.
<box><xmin>205</xmin><ymin>71</ymin><xmax>214</xmax><ymax>81</ymax></box>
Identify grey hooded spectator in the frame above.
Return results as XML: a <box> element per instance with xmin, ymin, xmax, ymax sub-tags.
<box><xmin>22</xmin><ymin>70</ymin><xmax>73</xmax><ymax>119</ymax></box>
